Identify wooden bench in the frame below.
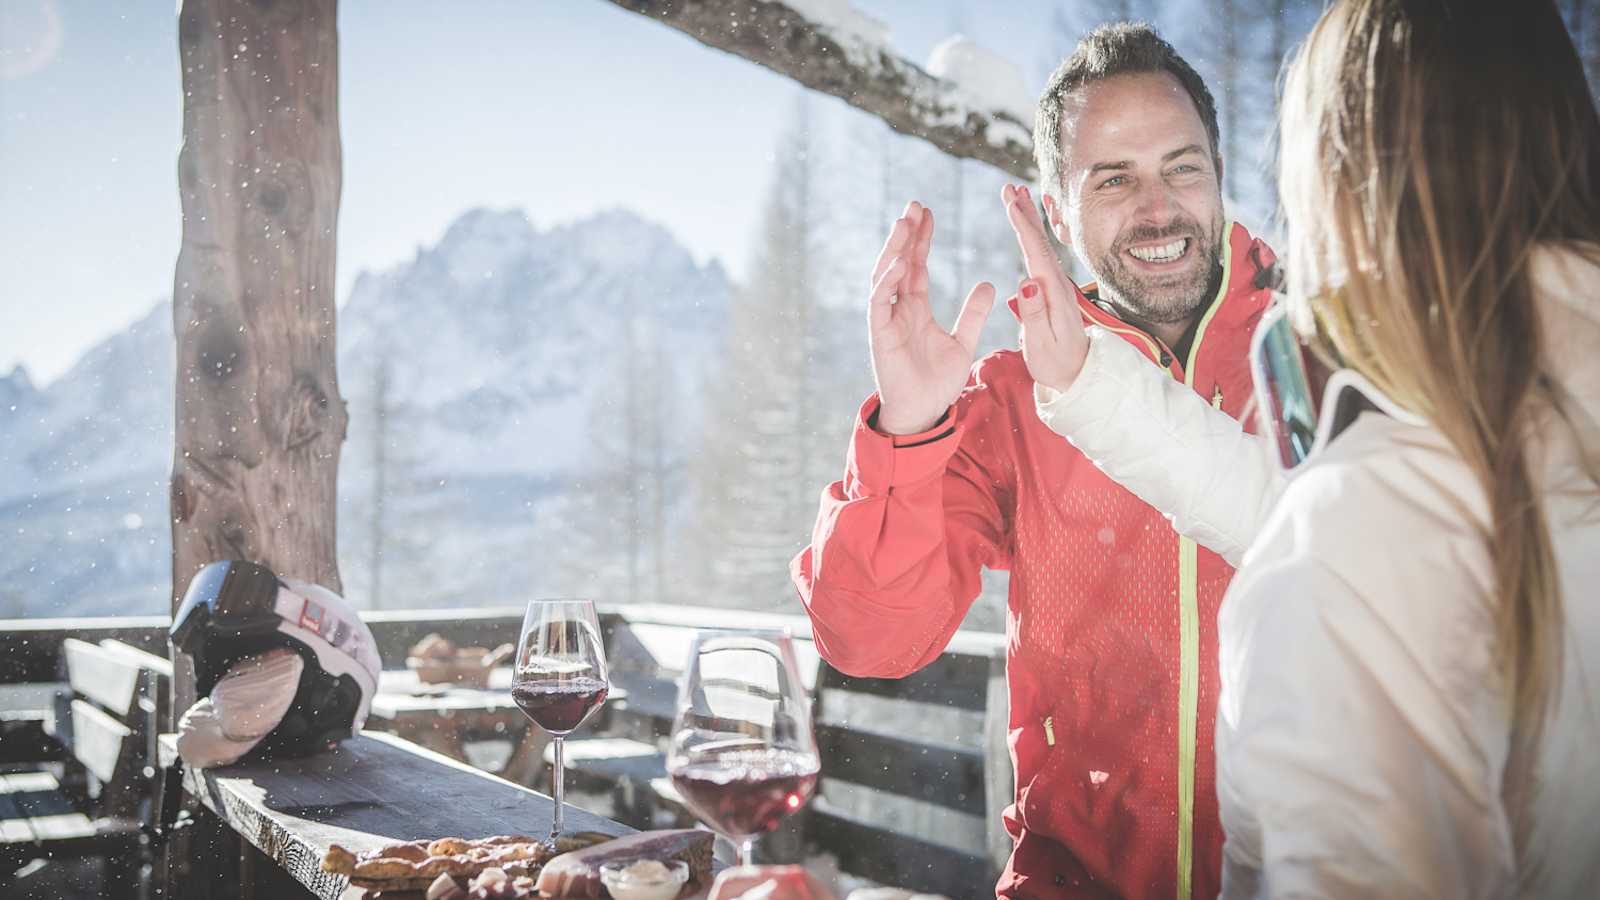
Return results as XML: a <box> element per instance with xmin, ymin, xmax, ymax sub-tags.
<box><xmin>804</xmin><ymin>638</ymin><xmax>1008</xmax><ymax>897</ymax></box>
<box><xmin>2</xmin><ymin>638</ymin><xmax>171</xmax><ymax>897</ymax></box>
<box><xmin>0</xmin><ymin>683</ymin><xmax>68</xmax><ymax>767</ymax></box>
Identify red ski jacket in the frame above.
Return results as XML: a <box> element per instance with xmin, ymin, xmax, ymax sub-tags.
<box><xmin>793</xmin><ymin>223</ymin><xmax>1276</xmax><ymax>899</ymax></box>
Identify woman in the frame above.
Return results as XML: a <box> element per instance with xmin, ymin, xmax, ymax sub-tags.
<box><xmin>1006</xmin><ymin>0</ymin><xmax>1600</xmax><ymax>895</ymax></box>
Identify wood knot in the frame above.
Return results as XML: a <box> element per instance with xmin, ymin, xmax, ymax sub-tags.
<box><xmin>171</xmin><ymin>474</ymin><xmax>194</xmax><ymax>523</ymax></box>
<box><xmin>194</xmin><ymin>320</ymin><xmax>245</xmax><ymax>384</ymax></box>
<box><xmin>247</xmin><ymin>159</ymin><xmax>312</xmax><ymax>235</ymax></box>
<box><xmin>281</xmin><ymin>372</ymin><xmax>329</xmax><ymax>451</ymax></box>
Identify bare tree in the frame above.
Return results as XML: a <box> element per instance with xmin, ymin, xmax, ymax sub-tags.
<box><xmin>1216</xmin><ymin>0</ymin><xmax>1240</xmax><ymax>204</ymax></box>
<box><xmin>360</xmin><ymin>347</ymin><xmax>424</xmax><ymax>609</ymax></box>
<box><xmin>368</xmin><ymin>354</ymin><xmax>390</xmax><ymax>609</ymax></box>
<box><xmin>688</xmin><ymin>99</ymin><xmax>834</xmax><ymax>606</ymax></box>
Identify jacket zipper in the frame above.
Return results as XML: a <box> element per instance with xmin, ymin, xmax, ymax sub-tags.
<box><xmin>1043</xmin><ymin>716</ymin><xmax>1056</xmax><ymax>747</ymax></box>
<box><xmin>1081</xmin><ymin>226</ymin><xmax>1239</xmax><ymax>900</ymax></box>
<box><xmin>1076</xmin><ymin>283</ymin><xmax>1179</xmax><ymax>372</ymax></box>
<box><xmin>1174</xmin><ymin>222</ymin><xmax>1234</xmax><ymax>900</ymax></box>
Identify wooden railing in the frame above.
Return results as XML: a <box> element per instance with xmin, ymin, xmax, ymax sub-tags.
<box><xmin>0</xmin><ymin>604</ymin><xmax>1011</xmax><ymax>895</ymax></box>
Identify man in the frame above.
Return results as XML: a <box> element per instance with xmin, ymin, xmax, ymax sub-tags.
<box><xmin>791</xmin><ymin>24</ymin><xmax>1278</xmax><ymax>900</ymax></box>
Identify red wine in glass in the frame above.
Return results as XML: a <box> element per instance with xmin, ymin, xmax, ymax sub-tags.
<box><xmin>511</xmin><ymin>675</ymin><xmax>609</xmax><ymax>735</ymax></box>
<box><xmin>513</xmin><ymin>599</ymin><xmax>609</xmax><ymax>846</ymax></box>
<box><xmin>670</xmin><ymin>748</ymin><xmax>819</xmax><ymax>838</ymax></box>
<box><xmin>667</xmin><ymin>631</ymin><xmax>820</xmax><ymax>865</ymax></box>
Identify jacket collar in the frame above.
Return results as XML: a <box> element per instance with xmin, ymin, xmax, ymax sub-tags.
<box><xmin>1075</xmin><ymin>220</ymin><xmax>1275</xmax><ymax>372</ymax></box>
<box><xmin>1302</xmin><ymin>243</ymin><xmax>1600</xmax><ymax>469</ymax></box>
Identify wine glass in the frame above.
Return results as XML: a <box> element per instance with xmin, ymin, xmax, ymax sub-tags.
<box><xmin>666</xmin><ymin>629</ymin><xmax>820</xmax><ymax>866</ymax></box>
<box><xmin>511</xmin><ymin>598</ymin><xmax>610</xmax><ymax>845</ymax></box>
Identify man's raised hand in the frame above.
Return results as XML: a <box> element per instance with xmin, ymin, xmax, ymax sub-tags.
<box><xmin>1002</xmin><ymin>184</ymin><xmax>1090</xmax><ymax>393</ymax></box>
<box><xmin>868</xmin><ymin>201</ymin><xmax>997</xmax><ymax>435</ymax></box>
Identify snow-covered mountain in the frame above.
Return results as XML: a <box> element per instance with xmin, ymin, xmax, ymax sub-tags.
<box><xmin>0</xmin><ymin>208</ymin><xmax>731</xmax><ymax>618</ymax></box>
<box><xmin>339</xmin><ymin>207</ymin><xmax>726</xmax><ymax>481</ymax></box>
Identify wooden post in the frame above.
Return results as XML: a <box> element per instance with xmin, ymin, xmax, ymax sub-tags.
<box><xmin>170</xmin><ymin>0</ymin><xmax>346</xmax><ymax>628</ymax></box>
<box><xmin>168</xmin><ymin>5</ymin><xmax>342</xmax><ymax>895</ymax></box>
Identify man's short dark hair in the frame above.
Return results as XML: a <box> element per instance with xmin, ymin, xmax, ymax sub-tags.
<box><xmin>1035</xmin><ymin>23</ymin><xmax>1221</xmax><ymax>205</ymax></box>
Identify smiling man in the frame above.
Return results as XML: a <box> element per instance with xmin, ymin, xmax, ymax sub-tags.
<box><xmin>792</xmin><ymin>24</ymin><xmax>1278</xmax><ymax>900</ymax></box>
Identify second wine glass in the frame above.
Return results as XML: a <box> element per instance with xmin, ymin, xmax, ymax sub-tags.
<box><xmin>511</xmin><ymin>598</ymin><xmax>609</xmax><ymax>846</ymax></box>
<box><xmin>666</xmin><ymin>629</ymin><xmax>820</xmax><ymax>866</ymax></box>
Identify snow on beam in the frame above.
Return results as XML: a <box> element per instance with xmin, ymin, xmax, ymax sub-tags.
<box><xmin>602</xmin><ymin>0</ymin><xmax>1038</xmax><ymax>181</ymax></box>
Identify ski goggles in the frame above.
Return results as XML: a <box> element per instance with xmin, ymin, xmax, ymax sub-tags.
<box><xmin>1249</xmin><ymin>300</ymin><xmax>1327</xmax><ymax>471</ymax></box>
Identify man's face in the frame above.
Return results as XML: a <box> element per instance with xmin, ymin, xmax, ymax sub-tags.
<box><xmin>1050</xmin><ymin>72</ymin><xmax>1225</xmax><ymax>326</ymax></box>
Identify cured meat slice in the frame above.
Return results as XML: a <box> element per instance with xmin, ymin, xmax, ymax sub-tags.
<box><xmin>534</xmin><ymin>830</ymin><xmax>714</xmax><ymax>899</ymax></box>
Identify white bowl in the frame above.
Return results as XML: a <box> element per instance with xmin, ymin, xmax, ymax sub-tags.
<box><xmin>599</xmin><ymin>859</ymin><xmax>691</xmax><ymax>900</ymax></box>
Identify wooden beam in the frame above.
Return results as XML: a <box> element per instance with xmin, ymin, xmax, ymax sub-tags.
<box><xmin>158</xmin><ymin>732</ymin><xmax>632</xmax><ymax>900</ymax></box>
<box><xmin>602</xmin><ymin>0</ymin><xmax>1037</xmax><ymax>181</ymax></box>
<box><xmin>170</xmin><ymin>0</ymin><xmax>347</xmax><ymax>628</ymax></box>
<box><xmin>0</xmin><ymin>616</ymin><xmax>169</xmax><ymax>683</ymax></box>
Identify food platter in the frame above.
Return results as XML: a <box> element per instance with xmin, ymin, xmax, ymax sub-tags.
<box><xmin>323</xmin><ymin>829</ymin><xmax>715</xmax><ymax>899</ymax></box>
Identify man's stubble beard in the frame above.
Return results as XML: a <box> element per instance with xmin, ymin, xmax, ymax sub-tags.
<box><xmin>1091</xmin><ymin>212</ymin><xmax>1226</xmax><ymax>326</ymax></box>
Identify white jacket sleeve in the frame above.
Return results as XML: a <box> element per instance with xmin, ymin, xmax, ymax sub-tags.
<box><xmin>1033</xmin><ymin>326</ymin><xmax>1283</xmax><ymax>566</ymax></box>
<box><xmin>1216</xmin><ymin>555</ymin><xmax>1516</xmax><ymax>900</ymax></box>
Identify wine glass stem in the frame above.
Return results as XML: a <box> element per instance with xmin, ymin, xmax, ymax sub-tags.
<box><xmin>739</xmin><ymin>838</ymin><xmax>754</xmax><ymax>866</ymax></box>
<box><xmin>551</xmin><ymin>736</ymin><xmax>565</xmax><ymax>842</ymax></box>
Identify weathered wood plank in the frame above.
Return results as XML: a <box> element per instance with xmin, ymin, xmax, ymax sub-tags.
<box><xmin>814</xmin><ymin>724</ymin><xmax>983</xmax><ymax>813</ymax></box>
<box><xmin>0</xmin><ymin>775</ymin><xmax>36</xmax><ymax>845</ymax></box>
<box><xmin>64</xmin><ymin>638</ymin><xmax>145</xmax><ymax>718</ymax></box>
<box><xmin>69</xmin><ymin>698</ymin><xmax>134</xmax><ymax>786</ymax></box>
<box><xmin>0</xmin><ymin>714</ymin><xmax>62</xmax><ymax>765</ymax></box>
<box><xmin>3</xmin><ymin>772</ymin><xmax>96</xmax><ymax>842</ymax></box>
<box><xmin>0</xmin><ymin>616</ymin><xmax>168</xmax><ymax>683</ymax></box>
<box><xmin>807</xmin><ymin>798</ymin><xmax>995</xmax><ymax>898</ymax></box>
<box><xmin>610</xmin><ymin>604</ymin><xmax>1005</xmax><ymax>662</ymax></box>
<box><xmin>98</xmin><ymin>639</ymin><xmax>175</xmax><ymax>679</ymax></box>
<box><xmin>822</xmin><ymin>653</ymin><xmax>991</xmax><ymax>711</ymax></box>
<box><xmin>362</xmin><ymin>607</ymin><xmax>523</xmax><ymax>666</ymax></box>
<box><xmin>554</xmin><ymin>737</ymin><xmax>666</xmax><ymax>796</ymax></box>
<box><xmin>0</xmin><ymin>682</ymin><xmax>65</xmax><ymax>717</ymax></box>
<box><xmin>159</xmin><ymin>731</ymin><xmax>633</xmax><ymax>900</ymax></box>
<box><xmin>983</xmin><ymin>652</ymin><xmax>1014</xmax><ymax>870</ymax></box>
<box><xmin>0</xmin><ymin>605</ymin><xmax>996</xmax><ymax>687</ymax></box>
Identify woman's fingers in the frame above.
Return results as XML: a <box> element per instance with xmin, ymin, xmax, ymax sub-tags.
<box><xmin>1003</xmin><ymin>184</ymin><xmax>1061</xmax><ymax>283</ymax></box>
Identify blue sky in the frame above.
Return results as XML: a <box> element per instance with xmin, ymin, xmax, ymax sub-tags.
<box><xmin>0</xmin><ymin>0</ymin><xmax>1068</xmax><ymax>384</ymax></box>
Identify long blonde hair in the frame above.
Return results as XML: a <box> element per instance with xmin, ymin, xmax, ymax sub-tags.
<box><xmin>1278</xmin><ymin>0</ymin><xmax>1600</xmax><ymax>794</ymax></box>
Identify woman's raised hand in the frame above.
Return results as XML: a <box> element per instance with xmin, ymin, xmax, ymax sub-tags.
<box><xmin>1001</xmin><ymin>183</ymin><xmax>1090</xmax><ymax>393</ymax></box>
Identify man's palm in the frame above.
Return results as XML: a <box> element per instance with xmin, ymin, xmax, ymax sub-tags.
<box><xmin>867</xmin><ymin>203</ymin><xmax>996</xmax><ymax>435</ymax></box>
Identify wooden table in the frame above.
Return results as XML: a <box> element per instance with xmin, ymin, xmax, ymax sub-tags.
<box><xmin>158</xmin><ymin>730</ymin><xmax>633</xmax><ymax>899</ymax></box>
<box><xmin>369</xmin><ymin>668</ymin><xmax>536</xmax><ymax>779</ymax></box>
<box><xmin>368</xmin><ymin>670</ymin><xmax>627</xmax><ymax>787</ymax></box>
